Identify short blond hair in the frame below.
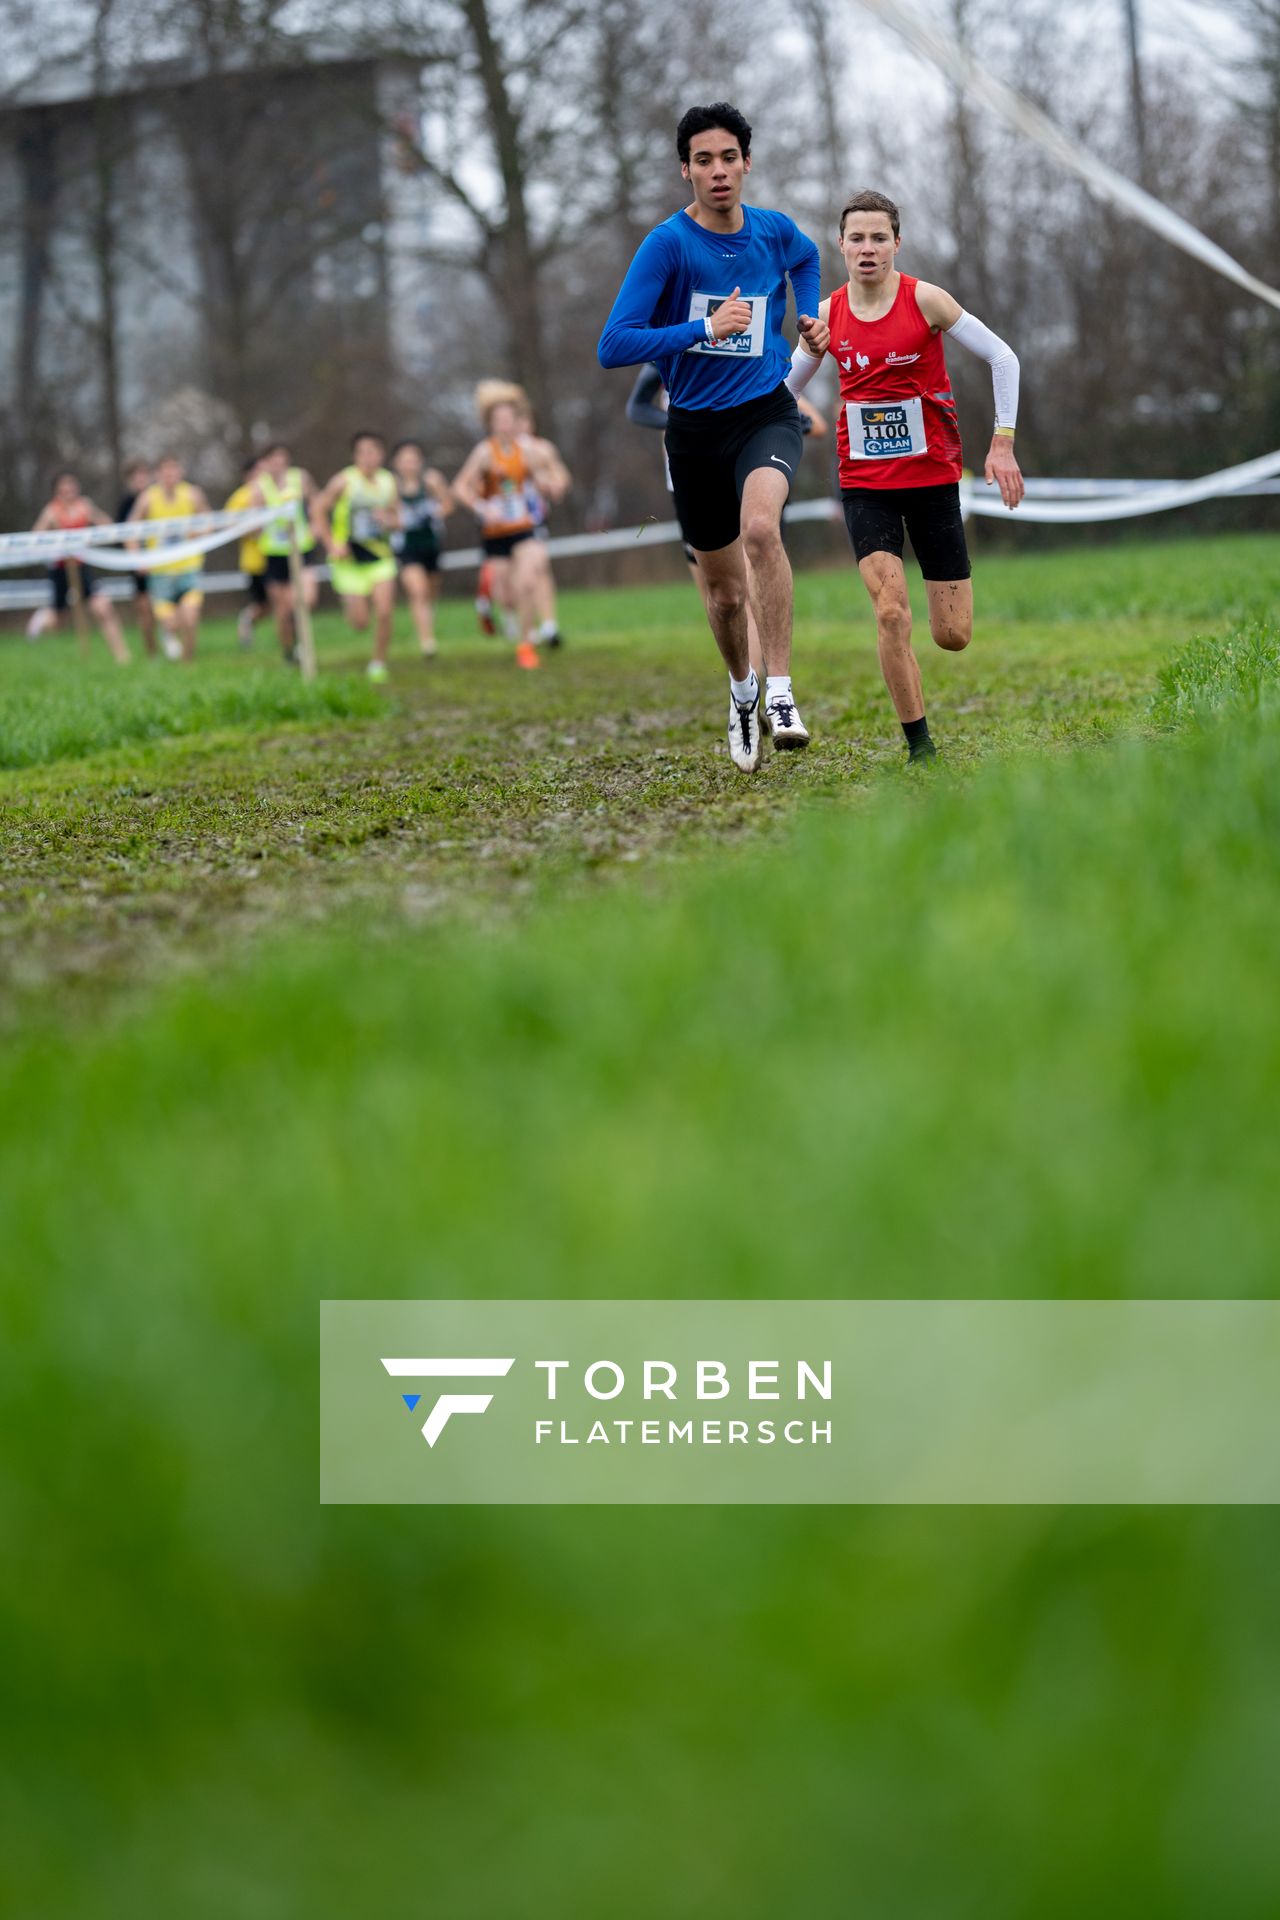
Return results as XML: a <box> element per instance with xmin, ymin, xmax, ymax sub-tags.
<box><xmin>474</xmin><ymin>379</ymin><xmax>527</xmax><ymax>430</ymax></box>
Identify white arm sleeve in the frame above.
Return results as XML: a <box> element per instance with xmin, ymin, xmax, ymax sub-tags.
<box><xmin>786</xmin><ymin>341</ymin><xmax>824</xmax><ymax>399</ymax></box>
<box><xmin>946</xmin><ymin>310</ymin><xmax>1020</xmax><ymax>430</ymax></box>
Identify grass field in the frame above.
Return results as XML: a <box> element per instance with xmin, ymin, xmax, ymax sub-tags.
<box><xmin>3</xmin><ymin>533</ymin><xmax>1279</xmax><ymax>1917</ymax></box>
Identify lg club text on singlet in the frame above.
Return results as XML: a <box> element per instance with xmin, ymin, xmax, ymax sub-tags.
<box><xmin>481</xmin><ymin>440</ymin><xmax>535</xmax><ymax>536</ymax></box>
<box><xmin>830</xmin><ymin>275</ymin><xmax>963</xmax><ymax>491</ymax></box>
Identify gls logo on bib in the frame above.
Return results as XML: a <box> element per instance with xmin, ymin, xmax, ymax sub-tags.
<box><xmin>845</xmin><ymin>395</ymin><xmax>929</xmax><ymax>460</ymax></box>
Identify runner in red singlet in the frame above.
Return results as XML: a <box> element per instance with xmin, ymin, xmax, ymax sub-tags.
<box><xmin>788</xmin><ymin>190</ymin><xmax>1023</xmax><ymax>762</ymax></box>
<box><xmin>28</xmin><ymin>471</ymin><xmax>130</xmax><ymax>662</ymax></box>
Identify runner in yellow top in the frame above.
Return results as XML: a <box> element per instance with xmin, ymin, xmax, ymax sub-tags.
<box><xmin>311</xmin><ymin>431</ymin><xmax>402</xmax><ymax>682</ymax></box>
<box><xmin>128</xmin><ymin>455</ymin><xmax>210</xmax><ymax>662</ymax></box>
<box><xmin>249</xmin><ymin>441</ymin><xmax>320</xmax><ymax>665</ymax></box>
<box><xmin>225</xmin><ymin>454</ymin><xmax>269</xmax><ymax>650</ymax></box>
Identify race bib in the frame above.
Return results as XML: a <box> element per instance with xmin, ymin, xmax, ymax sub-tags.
<box><xmin>845</xmin><ymin>396</ymin><xmax>929</xmax><ymax>460</ymax></box>
<box><xmin>352</xmin><ymin>507</ymin><xmax>380</xmax><ymax>543</ymax></box>
<box><xmin>688</xmin><ymin>291</ymin><xmax>767</xmax><ymax>358</ymax></box>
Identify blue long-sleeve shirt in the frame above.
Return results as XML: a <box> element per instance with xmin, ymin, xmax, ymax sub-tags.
<box><xmin>598</xmin><ymin>207</ymin><xmax>821</xmax><ymax>412</ymax></box>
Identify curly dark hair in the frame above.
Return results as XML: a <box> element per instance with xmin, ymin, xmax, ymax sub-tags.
<box><xmin>676</xmin><ymin>102</ymin><xmax>752</xmax><ymax>166</ymax></box>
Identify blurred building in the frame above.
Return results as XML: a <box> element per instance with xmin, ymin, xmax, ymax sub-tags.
<box><xmin>0</xmin><ymin>45</ymin><xmax>431</xmax><ymax>506</ymax></box>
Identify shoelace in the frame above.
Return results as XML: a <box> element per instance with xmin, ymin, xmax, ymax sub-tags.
<box><xmin>736</xmin><ymin>700</ymin><xmax>755</xmax><ymax>747</ymax></box>
<box><xmin>770</xmin><ymin>700</ymin><xmax>795</xmax><ymax>729</ymax></box>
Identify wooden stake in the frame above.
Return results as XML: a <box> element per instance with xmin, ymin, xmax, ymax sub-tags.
<box><xmin>65</xmin><ymin>557</ymin><xmax>91</xmax><ymax>659</ymax></box>
<box><xmin>289</xmin><ymin>520</ymin><xmax>317</xmax><ymax>683</ymax></box>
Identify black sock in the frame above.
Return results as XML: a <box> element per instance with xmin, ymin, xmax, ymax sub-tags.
<box><xmin>902</xmin><ymin>715</ymin><xmax>933</xmax><ymax>753</ymax></box>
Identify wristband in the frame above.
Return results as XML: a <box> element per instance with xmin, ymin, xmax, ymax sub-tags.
<box><xmin>994</xmin><ymin>426</ymin><xmax>1016</xmax><ymax>439</ymax></box>
<box><xmin>704</xmin><ymin>315</ymin><xmax>716</xmax><ymax>344</ymax></box>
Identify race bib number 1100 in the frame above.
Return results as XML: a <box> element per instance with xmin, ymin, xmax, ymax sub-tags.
<box><xmin>845</xmin><ymin>396</ymin><xmax>929</xmax><ymax>459</ymax></box>
<box><xmin>688</xmin><ymin>291</ymin><xmax>767</xmax><ymax>358</ymax></box>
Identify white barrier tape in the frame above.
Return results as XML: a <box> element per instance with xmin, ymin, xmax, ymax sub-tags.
<box><xmin>70</xmin><ymin>522</ymin><xmax>280</xmax><ymax>572</ymax></box>
<box><xmin>853</xmin><ymin>0</ymin><xmax>1280</xmax><ymax>315</ymax></box>
<box><xmin>1</xmin><ymin>465</ymin><xmax>1272</xmax><ymax>615</ymax></box>
<box><xmin>962</xmin><ymin>445</ymin><xmax>1280</xmax><ymax>522</ymax></box>
<box><xmin>1023</xmin><ymin>477</ymin><xmax>1280</xmax><ymax>499</ymax></box>
<box><xmin>0</xmin><ymin>500</ymin><xmax>287</xmax><ymax>569</ymax></box>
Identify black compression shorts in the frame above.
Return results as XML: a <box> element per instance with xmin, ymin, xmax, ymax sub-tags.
<box><xmin>665</xmin><ymin>382</ymin><xmax>803</xmax><ymax>554</ymax></box>
<box><xmin>841</xmin><ymin>482</ymin><xmax>971</xmax><ymax>581</ymax></box>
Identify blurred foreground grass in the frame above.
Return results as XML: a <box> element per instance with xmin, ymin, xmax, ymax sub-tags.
<box><xmin>3</xmin><ymin>596</ymin><xmax>1280</xmax><ymax>1915</ymax></box>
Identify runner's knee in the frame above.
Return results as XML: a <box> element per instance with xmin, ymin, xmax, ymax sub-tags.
<box><xmin>704</xmin><ymin>576</ymin><xmax>747</xmax><ymax>622</ymax></box>
<box><xmin>931</xmin><ymin>616</ymin><xmax>970</xmax><ymax>652</ymax></box>
<box><xmin>741</xmin><ymin>510</ymin><xmax>782</xmax><ymax>565</ymax></box>
<box><xmin>871</xmin><ymin>579</ymin><xmax>912</xmax><ymax>639</ymax></box>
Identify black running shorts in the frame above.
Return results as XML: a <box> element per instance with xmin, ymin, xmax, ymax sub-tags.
<box><xmin>482</xmin><ymin>529</ymin><xmax>536</xmax><ymax>560</ymax></box>
<box><xmin>841</xmin><ymin>482</ymin><xmax>971</xmax><ymax>581</ymax></box>
<box><xmin>265</xmin><ymin>552</ymin><xmax>320</xmax><ymax>585</ymax></box>
<box><xmin>50</xmin><ymin>562</ymin><xmax>96</xmax><ymax>610</ymax></box>
<box><xmin>665</xmin><ymin>382</ymin><xmax>804</xmax><ymax>554</ymax></box>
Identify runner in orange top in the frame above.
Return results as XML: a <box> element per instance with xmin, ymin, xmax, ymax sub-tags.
<box><xmin>28</xmin><ymin>471</ymin><xmax>130</xmax><ymax>662</ymax></box>
<box><xmin>788</xmin><ymin>189</ymin><xmax>1023</xmax><ymax>762</ymax></box>
<box><xmin>452</xmin><ymin>382</ymin><xmax>567</xmax><ymax>668</ymax></box>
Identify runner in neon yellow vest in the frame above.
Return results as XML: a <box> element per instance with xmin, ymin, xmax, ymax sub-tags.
<box><xmin>311</xmin><ymin>430</ymin><xmax>402</xmax><ymax>682</ymax></box>
<box><xmin>249</xmin><ymin>443</ymin><xmax>319</xmax><ymax>665</ymax></box>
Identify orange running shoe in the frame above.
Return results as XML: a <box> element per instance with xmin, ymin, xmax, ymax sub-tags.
<box><xmin>515</xmin><ymin>641</ymin><xmax>541</xmax><ymax>670</ymax></box>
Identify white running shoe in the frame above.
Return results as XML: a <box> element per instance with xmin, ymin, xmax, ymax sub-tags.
<box><xmin>160</xmin><ymin>629</ymin><xmax>184</xmax><ymax>661</ymax></box>
<box><xmin>765</xmin><ymin>692</ymin><xmax>810</xmax><ymax>751</ymax></box>
<box><xmin>236</xmin><ymin>605</ymin><xmax>255</xmax><ymax>649</ymax></box>
<box><xmin>728</xmin><ymin>684</ymin><xmax>763</xmax><ymax>772</ymax></box>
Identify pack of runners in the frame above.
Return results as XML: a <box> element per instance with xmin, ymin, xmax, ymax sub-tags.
<box><xmin>21</xmin><ymin>386</ymin><xmax>572</xmax><ymax>680</ymax></box>
<box><xmin>21</xmin><ymin>98</ymin><xmax>1024</xmax><ymax>758</ymax></box>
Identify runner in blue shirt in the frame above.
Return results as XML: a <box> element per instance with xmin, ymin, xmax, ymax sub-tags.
<box><xmin>599</xmin><ymin>101</ymin><xmax>828</xmax><ymax>769</ymax></box>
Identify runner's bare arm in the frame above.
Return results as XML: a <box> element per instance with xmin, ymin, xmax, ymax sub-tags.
<box><xmin>797</xmin><ymin>394</ymin><xmax>828</xmax><ymax>440</ymax></box>
<box><xmin>311</xmin><ymin>473</ymin><xmax>347</xmax><ymax>554</ymax></box>
<box><xmin>451</xmin><ymin>443</ymin><xmax>491</xmax><ymax>515</ymax></box>
<box><xmin>524</xmin><ymin>436</ymin><xmax>570</xmax><ymax>502</ymax></box>
<box><xmin>918</xmin><ymin>282</ymin><xmax>1025</xmax><ymax>510</ymax></box>
<box><xmin>32</xmin><ymin>505</ymin><xmax>56</xmax><ymax>531</ymax></box>
<box><xmin>426</xmin><ymin>469</ymin><xmax>455</xmax><ymax>514</ymax></box>
<box><xmin>85</xmin><ymin>500</ymin><xmax>113</xmax><ymax>526</ymax></box>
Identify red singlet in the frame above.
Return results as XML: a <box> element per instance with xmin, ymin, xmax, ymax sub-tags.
<box><xmin>49</xmin><ymin>499</ymin><xmax>92</xmax><ymax>530</ymax></box>
<box><xmin>829</xmin><ymin>275</ymin><xmax>963</xmax><ymax>491</ymax></box>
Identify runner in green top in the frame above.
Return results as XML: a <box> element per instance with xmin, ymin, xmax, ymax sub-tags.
<box><xmin>390</xmin><ymin>438</ymin><xmax>453</xmax><ymax>659</ymax></box>
<box><xmin>249</xmin><ymin>442</ymin><xmax>319</xmax><ymax>664</ymax></box>
<box><xmin>311</xmin><ymin>431</ymin><xmax>402</xmax><ymax>682</ymax></box>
